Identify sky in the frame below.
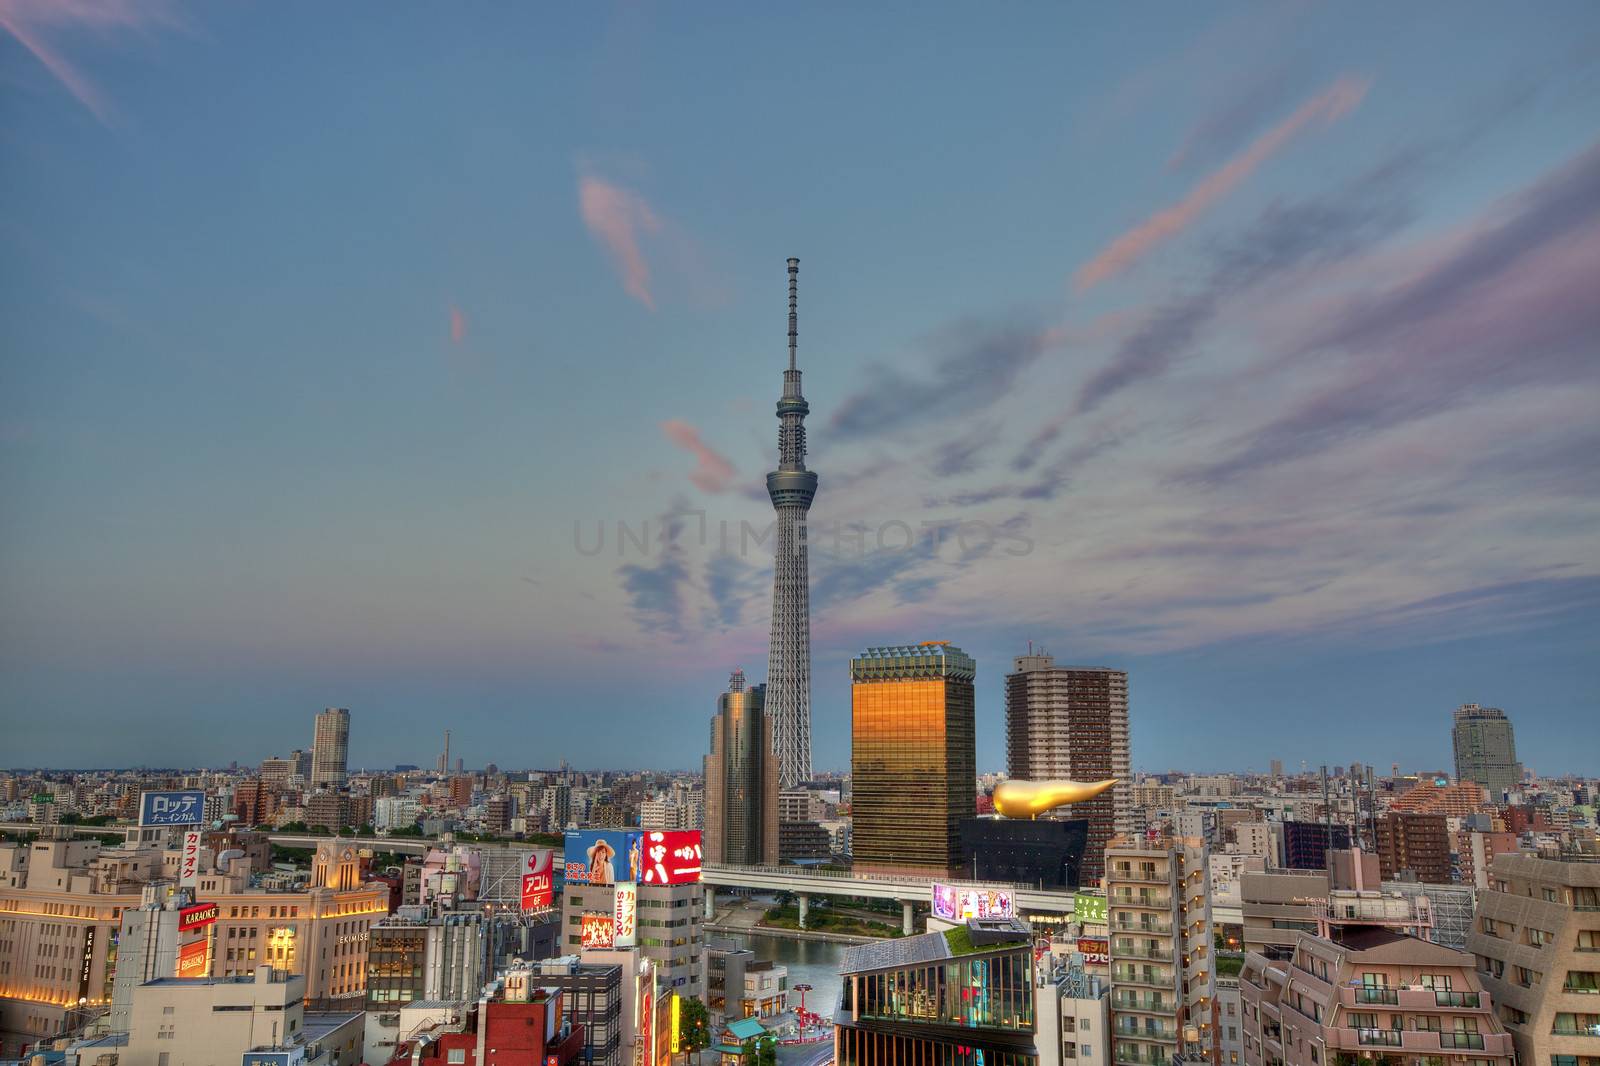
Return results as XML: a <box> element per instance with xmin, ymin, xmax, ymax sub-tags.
<box><xmin>2</xmin><ymin>3</ymin><xmax>1598</xmax><ymax>777</ymax></box>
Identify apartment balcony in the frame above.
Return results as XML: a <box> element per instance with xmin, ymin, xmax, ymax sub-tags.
<box><xmin>1114</xmin><ymin>920</ymin><xmax>1175</xmax><ymax>936</ymax></box>
<box><xmin>1116</xmin><ymin>1020</ymin><xmax>1179</xmax><ymax>1040</ymax></box>
<box><xmin>1111</xmin><ymin>891</ymin><xmax>1174</xmax><ymax>910</ymax></box>
<box><xmin>1111</xmin><ymin>868</ymin><xmax>1171</xmax><ymax>885</ymax></box>
<box><xmin>1336</xmin><ymin>987</ymin><xmax>1487</xmax><ymax>1011</ymax></box>
<box><xmin>1113</xmin><ymin>945</ymin><xmax>1175</xmax><ymax>962</ymax></box>
<box><xmin>1325</xmin><ymin>1028</ymin><xmax>1514</xmax><ymax>1056</ymax></box>
<box><xmin>1114</xmin><ymin>1044</ymin><xmax>1176</xmax><ymax>1066</ymax></box>
<box><xmin>1113</xmin><ymin>966</ymin><xmax>1176</xmax><ymax>989</ymax></box>
<box><xmin>1113</xmin><ymin>992</ymin><xmax>1173</xmax><ymax>1013</ymax></box>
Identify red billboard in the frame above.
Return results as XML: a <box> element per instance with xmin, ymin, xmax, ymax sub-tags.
<box><xmin>640</xmin><ymin>830</ymin><xmax>702</xmax><ymax>885</ymax></box>
<box><xmin>1077</xmin><ymin>937</ymin><xmax>1110</xmax><ymax>964</ymax></box>
<box><xmin>580</xmin><ymin>912</ymin><xmax>615</xmax><ymax>949</ymax></box>
<box><xmin>520</xmin><ymin>850</ymin><xmax>554</xmax><ymax>912</ymax></box>
<box><xmin>176</xmin><ymin>938</ymin><xmax>209</xmax><ymax>977</ymax></box>
<box><xmin>179</xmin><ymin>902</ymin><xmax>218</xmax><ymax>931</ymax></box>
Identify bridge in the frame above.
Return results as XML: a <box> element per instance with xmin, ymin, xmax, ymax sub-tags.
<box><xmin>701</xmin><ymin>862</ymin><xmax>1081</xmax><ymax>933</ymax></box>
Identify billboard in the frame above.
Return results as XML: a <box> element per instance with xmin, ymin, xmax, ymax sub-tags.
<box><xmin>176</xmin><ymin>937</ymin><xmax>210</xmax><ymax>977</ymax></box>
<box><xmin>1074</xmin><ymin>892</ymin><xmax>1108</xmax><ymax>924</ymax></box>
<box><xmin>931</xmin><ymin>883</ymin><xmax>1014</xmax><ymax>921</ymax></box>
<box><xmin>520</xmin><ymin>850</ymin><xmax>555</xmax><ymax>911</ymax></box>
<box><xmin>1077</xmin><ymin>937</ymin><xmax>1110</xmax><ymax>965</ymax></box>
<box><xmin>78</xmin><ymin>927</ymin><xmax>97</xmax><ymax>1001</ymax></box>
<box><xmin>670</xmin><ymin>992</ymin><xmax>682</xmax><ymax>1055</ymax></box>
<box><xmin>613</xmin><ymin>881</ymin><xmax>638</xmax><ymax>947</ymax></box>
<box><xmin>178</xmin><ymin>830</ymin><xmax>202</xmax><ymax>888</ymax></box>
<box><xmin>564</xmin><ymin>830</ymin><xmax>642</xmax><ymax>886</ymax></box>
<box><xmin>640</xmin><ymin>830</ymin><xmax>702</xmax><ymax>885</ymax></box>
<box><xmin>140</xmin><ymin>790</ymin><xmax>205</xmax><ymax>827</ymax></box>
<box><xmin>179</xmin><ymin>902</ymin><xmax>219</xmax><ymax>931</ymax></box>
<box><xmin>580</xmin><ymin>912</ymin><xmax>615</xmax><ymax>949</ymax></box>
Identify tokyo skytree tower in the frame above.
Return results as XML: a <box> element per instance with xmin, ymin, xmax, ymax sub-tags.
<box><xmin>765</xmin><ymin>258</ymin><xmax>817</xmax><ymax>788</ymax></box>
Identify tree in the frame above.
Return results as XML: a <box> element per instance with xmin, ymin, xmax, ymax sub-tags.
<box><xmin>677</xmin><ymin>996</ymin><xmax>711</xmax><ymax>1055</ymax></box>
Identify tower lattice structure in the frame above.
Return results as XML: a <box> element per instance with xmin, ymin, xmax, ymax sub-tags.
<box><xmin>765</xmin><ymin>258</ymin><xmax>817</xmax><ymax>789</ymax></box>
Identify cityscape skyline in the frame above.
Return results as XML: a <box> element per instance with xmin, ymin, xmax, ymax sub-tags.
<box><xmin>3</xmin><ymin>5</ymin><xmax>1598</xmax><ymax>774</ymax></box>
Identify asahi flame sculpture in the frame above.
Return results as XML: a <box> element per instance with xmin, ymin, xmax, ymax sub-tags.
<box><xmin>993</xmin><ymin>778</ymin><xmax>1118</xmax><ymax>818</ymax></box>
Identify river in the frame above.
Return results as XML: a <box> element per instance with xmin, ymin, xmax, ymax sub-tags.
<box><xmin>719</xmin><ymin>930</ymin><xmax>846</xmax><ymax>1064</ymax></box>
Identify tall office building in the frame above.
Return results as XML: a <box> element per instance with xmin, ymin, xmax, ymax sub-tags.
<box><xmin>850</xmin><ymin>643</ymin><xmax>976</xmax><ymax>876</ymax></box>
<box><xmin>1451</xmin><ymin>703</ymin><xmax>1522</xmax><ymax>799</ymax></box>
<box><xmin>311</xmin><ymin>706</ymin><xmax>350</xmax><ymax>786</ymax></box>
<box><xmin>765</xmin><ymin>258</ymin><xmax>818</xmax><ymax>789</ymax></box>
<box><xmin>1005</xmin><ymin>653</ymin><xmax>1131</xmax><ymax>884</ymax></box>
<box><xmin>703</xmin><ymin>669</ymin><xmax>779</xmax><ymax>866</ymax></box>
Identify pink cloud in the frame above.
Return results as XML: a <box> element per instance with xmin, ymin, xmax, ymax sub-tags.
<box><xmin>449</xmin><ymin>304</ymin><xmax>466</xmax><ymax>344</ymax></box>
<box><xmin>1074</xmin><ymin>74</ymin><xmax>1371</xmax><ymax>291</ymax></box>
<box><xmin>578</xmin><ymin>175</ymin><xmax>662</xmax><ymax>310</ymax></box>
<box><xmin>661</xmin><ymin>419</ymin><xmax>737</xmax><ymax>494</ymax></box>
<box><xmin>0</xmin><ymin>0</ymin><xmax>179</xmax><ymax>126</ymax></box>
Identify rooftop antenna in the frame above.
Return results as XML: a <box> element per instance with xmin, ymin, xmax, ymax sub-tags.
<box><xmin>788</xmin><ymin>257</ymin><xmax>799</xmax><ymax>371</ymax></box>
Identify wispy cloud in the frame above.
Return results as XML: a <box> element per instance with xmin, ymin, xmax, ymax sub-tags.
<box><xmin>449</xmin><ymin>305</ymin><xmax>467</xmax><ymax>345</ymax></box>
<box><xmin>831</xmin><ymin>319</ymin><xmax>1066</xmax><ymax>441</ymax></box>
<box><xmin>577</xmin><ymin>174</ymin><xmax>662</xmax><ymax>309</ymax></box>
<box><xmin>661</xmin><ymin>419</ymin><xmax>737</xmax><ymax>494</ymax></box>
<box><xmin>1166</xmin><ymin>61</ymin><xmax>1302</xmax><ymax>172</ymax></box>
<box><xmin>1073</xmin><ymin>74</ymin><xmax>1371</xmax><ymax>291</ymax></box>
<box><xmin>0</xmin><ymin>0</ymin><xmax>178</xmax><ymax>126</ymax></box>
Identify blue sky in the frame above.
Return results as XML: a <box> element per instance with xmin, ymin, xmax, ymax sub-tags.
<box><xmin>2</xmin><ymin>2</ymin><xmax>1597</xmax><ymax>775</ymax></box>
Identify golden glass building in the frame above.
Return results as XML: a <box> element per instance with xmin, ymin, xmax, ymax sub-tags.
<box><xmin>850</xmin><ymin>643</ymin><xmax>977</xmax><ymax>876</ymax></box>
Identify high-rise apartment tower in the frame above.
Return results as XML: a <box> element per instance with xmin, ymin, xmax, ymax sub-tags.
<box><xmin>850</xmin><ymin>642</ymin><xmax>976</xmax><ymax>877</ymax></box>
<box><xmin>312</xmin><ymin>706</ymin><xmax>351</xmax><ymax>786</ymax></box>
<box><xmin>765</xmin><ymin>258</ymin><xmax>817</xmax><ymax>789</ymax></box>
<box><xmin>1451</xmin><ymin>703</ymin><xmax>1522</xmax><ymax>799</ymax></box>
<box><xmin>1005</xmin><ymin>653</ymin><xmax>1131</xmax><ymax>884</ymax></box>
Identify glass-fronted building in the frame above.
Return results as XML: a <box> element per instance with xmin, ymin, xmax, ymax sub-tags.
<box><xmin>836</xmin><ymin>917</ymin><xmax>1040</xmax><ymax>1065</ymax></box>
<box><xmin>850</xmin><ymin>642</ymin><xmax>977</xmax><ymax>877</ymax></box>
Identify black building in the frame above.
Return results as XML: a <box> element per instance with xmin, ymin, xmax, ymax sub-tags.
<box><xmin>1281</xmin><ymin>820</ymin><xmax>1352</xmax><ymax>870</ymax></box>
<box><xmin>779</xmin><ymin>820</ymin><xmax>832</xmax><ymax>862</ymax></box>
<box><xmin>530</xmin><ymin>958</ymin><xmax>624</xmax><ymax>1066</ymax></box>
<box><xmin>959</xmin><ymin>816</ymin><xmax>1088</xmax><ymax>888</ymax></box>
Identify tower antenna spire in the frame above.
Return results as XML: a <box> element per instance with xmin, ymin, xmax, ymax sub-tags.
<box><xmin>787</xmin><ymin>257</ymin><xmax>799</xmax><ymax>371</ymax></box>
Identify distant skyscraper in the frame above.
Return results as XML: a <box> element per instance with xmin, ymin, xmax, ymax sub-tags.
<box><xmin>850</xmin><ymin>643</ymin><xmax>976</xmax><ymax>876</ymax></box>
<box><xmin>1004</xmin><ymin>652</ymin><xmax>1131</xmax><ymax>884</ymax></box>
<box><xmin>1452</xmin><ymin>703</ymin><xmax>1522</xmax><ymax>799</ymax></box>
<box><xmin>1270</xmin><ymin>758</ymin><xmax>1284</xmax><ymax>779</ymax></box>
<box><xmin>311</xmin><ymin>706</ymin><xmax>350</xmax><ymax>786</ymax></box>
<box><xmin>765</xmin><ymin>258</ymin><xmax>817</xmax><ymax>789</ymax></box>
<box><xmin>703</xmin><ymin>669</ymin><xmax>779</xmax><ymax>866</ymax></box>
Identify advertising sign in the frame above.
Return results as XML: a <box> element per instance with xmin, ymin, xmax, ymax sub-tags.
<box><xmin>640</xmin><ymin>830</ymin><xmax>702</xmax><ymax>885</ymax></box>
<box><xmin>179</xmin><ymin>902</ymin><xmax>219</xmax><ymax>931</ymax></box>
<box><xmin>178</xmin><ymin>830</ymin><xmax>202</xmax><ymax>888</ymax></box>
<box><xmin>580</xmin><ymin>912</ymin><xmax>616</xmax><ymax>949</ymax></box>
<box><xmin>242</xmin><ymin>1051</ymin><xmax>305</xmax><ymax>1066</ymax></box>
<box><xmin>612</xmin><ymin>881</ymin><xmax>638</xmax><ymax>947</ymax></box>
<box><xmin>1074</xmin><ymin>892</ymin><xmax>1108</xmax><ymax>925</ymax></box>
<box><xmin>179</xmin><ymin>902</ymin><xmax>218</xmax><ymax>931</ymax></box>
<box><xmin>564</xmin><ymin>830</ymin><xmax>642</xmax><ymax>886</ymax></box>
<box><xmin>78</xmin><ymin>927</ymin><xmax>96</xmax><ymax>1001</ymax></box>
<box><xmin>140</xmin><ymin>790</ymin><xmax>205</xmax><ymax>827</ymax></box>
<box><xmin>670</xmin><ymin>992</ymin><xmax>681</xmax><ymax>1055</ymax></box>
<box><xmin>521</xmin><ymin>849</ymin><xmax>555</xmax><ymax>911</ymax></box>
<box><xmin>1077</xmin><ymin>937</ymin><xmax>1110</xmax><ymax>965</ymax></box>
<box><xmin>176</xmin><ymin>937</ymin><xmax>210</xmax><ymax>977</ymax></box>
<box><xmin>931</xmin><ymin>883</ymin><xmax>1014</xmax><ymax>921</ymax></box>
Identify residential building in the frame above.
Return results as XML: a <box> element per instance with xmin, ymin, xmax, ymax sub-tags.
<box><xmin>1391</xmin><ymin>779</ymin><xmax>1490</xmax><ymax>818</ymax></box>
<box><xmin>1239</xmin><ymin>924</ymin><xmax>1514</xmax><ymax>1066</ymax></box>
<box><xmin>1281</xmin><ymin>822</ymin><xmax>1351</xmax><ymax>871</ymax></box>
<box><xmin>1451</xmin><ymin>704</ymin><xmax>1523</xmax><ymax>801</ymax></box>
<box><xmin>1106</xmin><ymin>834</ymin><xmax>1214</xmax><ymax>1066</ymax></box>
<box><xmin>1466</xmin><ymin>852</ymin><xmax>1600</xmax><ymax>1066</ymax></box>
<box><xmin>1037</xmin><ymin>963</ymin><xmax>1110</xmax><ymax>1066</ymax></box>
<box><xmin>849</xmin><ymin>642</ymin><xmax>977</xmax><ymax>877</ymax></box>
<box><xmin>313</xmin><ymin>707</ymin><xmax>352</xmax><ymax>787</ymax></box>
<box><xmin>530</xmin><ymin>956</ymin><xmax>624</xmax><ymax>1066</ymax></box>
<box><xmin>1377</xmin><ymin>812</ymin><xmax>1452</xmax><ymax>884</ymax></box>
<box><xmin>560</xmin><ymin>878</ymin><xmax>705</xmax><ymax>999</ymax></box>
<box><xmin>703</xmin><ymin>669</ymin><xmax>780</xmax><ymax>867</ymax></box>
<box><xmin>835</xmin><ymin>917</ymin><xmax>1039</xmax><ymax>1064</ymax></box>
<box><xmin>1005</xmin><ymin>653</ymin><xmax>1132</xmax><ymax>885</ymax></box>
